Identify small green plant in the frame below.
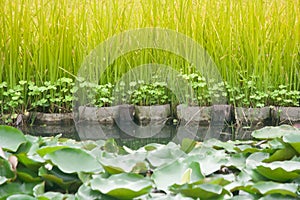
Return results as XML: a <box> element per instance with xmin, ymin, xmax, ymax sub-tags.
<box><xmin>178</xmin><ymin>72</ymin><xmax>228</xmax><ymax>106</ymax></box>
<box><xmin>93</xmin><ymin>83</ymin><xmax>115</xmax><ymax>107</ymax></box>
<box><xmin>269</xmin><ymin>85</ymin><xmax>300</xmax><ymax>107</ymax></box>
<box><xmin>130</xmin><ymin>81</ymin><xmax>169</xmax><ymax>106</ymax></box>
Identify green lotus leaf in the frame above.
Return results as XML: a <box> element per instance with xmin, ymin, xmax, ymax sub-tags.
<box><xmin>38</xmin><ymin>166</ymin><xmax>81</xmax><ymax>192</ymax></box>
<box><xmin>255</xmin><ymin>161</ymin><xmax>300</xmax><ymax>182</ymax></box>
<box><xmin>7</xmin><ymin>194</ymin><xmax>36</xmax><ymax>200</ymax></box>
<box><xmin>148</xmin><ymin>193</ymin><xmax>195</xmax><ymax>199</ymax></box>
<box><xmin>146</xmin><ymin>142</ymin><xmax>184</xmax><ymax>168</ymax></box>
<box><xmin>268</xmin><ymin>138</ymin><xmax>285</xmax><ymax>150</ymax></box>
<box><xmin>99</xmin><ymin>151</ymin><xmax>146</xmax><ymax>174</ymax></box>
<box><xmin>90</xmin><ymin>173</ymin><xmax>152</xmax><ymax>199</ymax></box>
<box><xmin>199</xmin><ymin>151</ymin><xmax>228</xmax><ymax>176</ymax></box>
<box><xmin>44</xmin><ymin>147</ymin><xmax>103</xmax><ymax>173</ymax></box>
<box><xmin>181</xmin><ymin>138</ymin><xmax>196</xmax><ymax>154</ymax></box>
<box><xmin>36</xmin><ymin>192</ymin><xmax>75</xmax><ymax>200</ymax></box>
<box><xmin>228</xmin><ymin>194</ymin><xmax>257</xmax><ymax>200</ymax></box>
<box><xmin>234</xmin><ymin>145</ymin><xmax>260</xmax><ymax>154</ymax></box>
<box><xmin>169</xmin><ymin>183</ymin><xmax>230</xmax><ymax>199</ymax></box>
<box><xmin>226</xmin><ymin>153</ymin><xmax>247</xmax><ymax>171</ymax></box>
<box><xmin>32</xmin><ymin>182</ymin><xmax>44</xmax><ymax>197</ymax></box>
<box><xmin>246</xmin><ymin>152</ymin><xmax>270</xmax><ymax>167</ymax></box>
<box><xmin>17</xmin><ymin>153</ymin><xmax>44</xmax><ymax>170</ymax></box>
<box><xmin>252</xmin><ymin>181</ymin><xmax>298</xmax><ymax>197</ymax></box>
<box><xmin>263</xmin><ymin>144</ymin><xmax>297</xmax><ymax>163</ymax></box>
<box><xmin>251</xmin><ymin>125</ymin><xmax>299</xmax><ymax>140</ymax></box>
<box><xmin>283</xmin><ymin>133</ymin><xmax>300</xmax><ymax>154</ymax></box>
<box><xmin>0</xmin><ymin>125</ymin><xmax>27</xmax><ymax>152</ymax></box>
<box><xmin>259</xmin><ymin>193</ymin><xmax>299</xmax><ymax>200</ymax></box>
<box><xmin>0</xmin><ymin>182</ymin><xmax>36</xmax><ymax>200</ymax></box>
<box><xmin>0</xmin><ymin>157</ymin><xmax>15</xmax><ymax>182</ymax></box>
<box><xmin>0</xmin><ymin>177</ymin><xmax>7</xmax><ymax>185</ymax></box>
<box><xmin>76</xmin><ymin>184</ymin><xmax>115</xmax><ymax>200</ymax></box>
<box><xmin>17</xmin><ymin>167</ymin><xmax>41</xmax><ymax>183</ymax></box>
<box><xmin>143</xmin><ymin>143</ymin><xmax>164</xmax><ymax>151</ymax></box>
<box><xmin>210</xmin><ymin>139</ymin><xmax>237</xmax><ymax>153</ymax></box>
<box><xmin>152</xmin><ymin>158</ymin><xmax>204</xmax><ymax>192</ymax></box>
<box><xmin>103</xmin><ymin>138</ymin><xmax>119</xmax><ymax>153</ymax></box>
<box><xmin>36</xmin><ymin>146</ymin><xmax>72</xmax><ymax>157</ymax></box>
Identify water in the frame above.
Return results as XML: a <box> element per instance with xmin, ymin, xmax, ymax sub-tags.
<box><xmin>21</xmin><ymin>121</ymin><xmax>233</xmax><ymax>149</ymax></box>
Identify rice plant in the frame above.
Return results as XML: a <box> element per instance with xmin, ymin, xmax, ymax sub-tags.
<box><xmin>0</xmin><ymin>0</ymin><xmax>299</xmax><ymax>109</ymax></box>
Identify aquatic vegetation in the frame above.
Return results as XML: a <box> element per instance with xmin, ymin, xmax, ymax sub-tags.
<box><xmin>0</xmin><ymin>125</ymin><xmax>300</xmax><ymax>199</ymax></box>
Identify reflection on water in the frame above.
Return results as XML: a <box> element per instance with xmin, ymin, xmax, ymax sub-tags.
<box><xmin>22</xmin><ymin>121</ymin><xmax>233</xmax><ymax>149</ymax></box>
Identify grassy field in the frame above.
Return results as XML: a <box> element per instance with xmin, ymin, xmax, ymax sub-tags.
<box><xmin>0</xmin><ymin>0</ymin><xmax>299</xmax><ymax>94</ymax></box>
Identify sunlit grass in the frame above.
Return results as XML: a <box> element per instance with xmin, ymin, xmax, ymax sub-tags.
<box><xmin>0</xmin><ymin>0</ymin><xmax>299</xmax><ymax>94</ymax></box>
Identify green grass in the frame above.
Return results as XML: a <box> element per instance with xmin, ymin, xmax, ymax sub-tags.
<box><xmin>0</xmin><ymin>0</ymin><xmax>299</xmax><ymax>99</ymax></box>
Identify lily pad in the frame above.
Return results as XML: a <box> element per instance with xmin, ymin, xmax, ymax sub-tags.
<box><xmin>38</xmin><ymin>166</ymin><xmax>81</xmax><ymax>192</ymax></box>
<box><xmin>252</xmin><ymin>125</ymin><xmax>299</xmax><ymax>140</ymax></box>
<box><xmin>36</xmin><ymin>146</ymin><xmax>71</xmax><ymax>157</ymax></box>
<box><xmin>0</xmin><ymin>125</ymin><xmax>27</xmax><ymax>152</ymax></box>
<box><xmin>7</xmin><ymin>194</ymin><xmax>36</xmax><ymax>200</ymax></box>
<box><xmin>255</xmin><ymin>161</ymin><xmax>300</xmax><ymax>182</ymax></box>
<box><xmin>44</xmin><ymin>147</ymin><xmax>103</xmax><ymax>173</ymax></box>
<box><xmin>0</xmin><ymin>182</ymin><xmax>36</xmax><ymax>200</ymax></box>
<box><xmin>90</xmin><ymin>173</ymin><xmax>152</xmax><ymax>199</ymax></box>
<box><xmin>283</xmin><ymin>133</ymin><xmax>300</xmax><ymax>154</ymax></box>
<box><xmin>99</xmin><ymin>151</ymin><xmax>146</xmax><ymax>174</ymax></box>
<box><xmin>36</xmin><ymin>192</ymin><xmax>76</xmax><ymax>200</ymax></box>
<box><xmin>0</xmin><ymin>157</ymin><xmax>15</xmax><ymax>181</ymax></box>
<box><xmin>152</xmin><ymin>157</ymin><xmax>204</xmax><ymax>192</ymax></box>
<box><xmin>170</xmin><ymin>183</ymin><xmax>229</xmax><ymax>199</ymax></box>
<box><xmin>76</xmin><ymin>184</ymin><xmax>115</xmax><ymax>200</ymax></box>
<box><xmin>263</xmin><ymin>144</ymin><xmax>297</xmax><ymax>163</ymax></box>
<box><xmin>251</xmin><ymin>181</ymin><xmax>297</xmax><ymax>197</ymax></box>
<box><xmin>146</xmin><ymin>142</ymin><xmax>184</xmax><ymax>168</ymax></box>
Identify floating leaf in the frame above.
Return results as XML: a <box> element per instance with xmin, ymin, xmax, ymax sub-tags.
<box><xmin>90</xmin><ymin>173</ymin><xmax>152</xmax><ymax>199</ymax></box>
<box><xmin>0</xmin><ymin>125</ymin><xmax>27</xmax><ymax>152</ymax></box>
<box><xmin>76</xmin><ymin>184</ymin><xmax>115</xmax><ymax>200</ymax></box>
<box><xmin>252</xmin><ymin>125</ymin><xmax>299</xmax><ymax>140</ymax></box>
<box><xmin>36</xmin><ymin>191</ymin><xmax>75</xmax><ymax>200</ymax></box>
<box><xmin>44</xmin><ymin>148</ymin><xmax>103</xmax><ymax>173</ymax></box>
<box><xmin>234</xmin><ymin>145</ymin><xmax>260</xmax><ymax>154</ymax></box>
<box><xmin>170</xmin><ymin>183</ymin><xmax>229</xmax><ymax>199</ymax></box>
<box><xmin>259</xmin><ymin>193</ymin><xmax>299</xmax><ymax>200</ymax></box>
<box><xmin>152</xmin><ymin>158</ymin><xmax>204</xmax><ymax>192</ymax></box>
<box><xmin>0</xmin><ymin>157</ymin><xmax>15</xmax><ymax>184</ymax></box>
<box><xmin>36</xmin><ymin>146</ymin><xmax>71</xmax><ymax>157</ymax></box>
<box><xmin>198</xmin><ymin>150</ymin><xmax>228</xmax><ymax>176</ymax></box>
<box><xmin>255</xmin><ymin>161</ymin><xmax>300</xmax><ymax>182</ymax></box>
<box><xmin>0</xmin><ymin>182</ymin><xmax>36</xmax><ymax>199</ymax></box>
<box><xmin>99</xmin><ymin>152</ymin><xmax>146</xmax><ymax>174</ymax></box>
<box><xmin>103</xmin><ymin>138</ymin><xmax>119</xmax><ymax>153</ymax></box>
<box><xmin>212</xmin><ymin>140</ymin><xmax>237</xmax><ymax>153</ymax></box>
<box><xmin>283</xmin><ymin>133</ymin><xmax>300</xmax><ymax>154</ymax></box>
<box><xmin>147</xmin><ymin>193</ymin><xmax>194</xmax><ymax>199</ymax></box>
<box><xmin>263</xmin><ymin>144</ymin><xmax>297</xmax><ymax>163</ymax></box>
<box><xmin>38</xmin><ymin>166</ymin><xmax>81</xmax><ymax>192</ymax></box>
<box><xmin>147</xmin><ymin>142</ymin><xmax>184</xmax><ymax>168</ymax></box>
<box><xmin>32</xmin><ymin>182</ymin><xmax>45</xmax><ymax>197</ymax></box>
<box><xmin>17</xmin><ymin>167</ymin><xmax>41</xmax><ymax>183</ymax></box>
<box><xmin>181</xmin><ymin>138</ymin><xmax>196</xmax><ymax>154</ymax></box>
<box><xmin>7</xmin><ymin>194</ymin><xmax>36</xmax><ymax>200</ymax></box>
<box><xmin>17</xmin><ymin>153</ymin><xmax>44</xmax><ymax>171</ymax></box>
<box><xmin>252</xmin><ymin>181</ymin><xmax>298</xmax><ymax>197</ymax></box>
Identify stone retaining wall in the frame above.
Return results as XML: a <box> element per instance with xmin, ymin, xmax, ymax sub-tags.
<box><xmin>21</xmin><ymin>105</ymin><xmax>300</xmax><ymax>141</ymax></box>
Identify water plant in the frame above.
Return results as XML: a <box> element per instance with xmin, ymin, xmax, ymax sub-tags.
<box><xmin>1</xmin><ymin>125</ymin><xmax>300</xmax><ymax>199</ymax></box>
